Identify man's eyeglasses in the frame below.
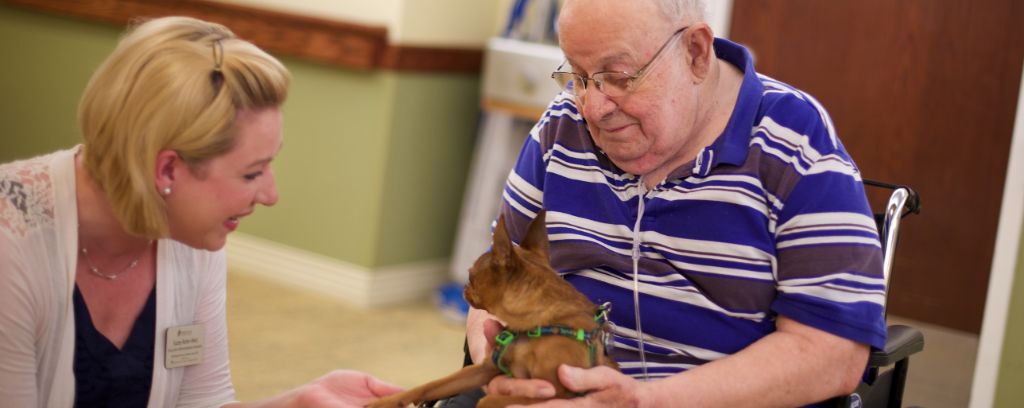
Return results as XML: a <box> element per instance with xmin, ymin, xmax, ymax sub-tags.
<box><xmin>551</xmin><ymin>26</ymin><xmax>689</xmax><ymax>98</ymax></box>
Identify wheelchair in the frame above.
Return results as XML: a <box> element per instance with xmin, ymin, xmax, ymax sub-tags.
<box><xmin>439</xmin><ymin>179</ymin><xmax>924</xmax><ymax>408</ymax></box>
<box><xmin>825</xmin><ymin>179</ymin><xmax>925</xmax><ymax>408</ymax></box>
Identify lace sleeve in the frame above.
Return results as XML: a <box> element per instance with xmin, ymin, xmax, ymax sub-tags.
<box><xmin>0</xmin><ymin>153</ymin><xmax>58</xmax><ymax>408</ymax></box>
<box><xmin>0</xmin><ymin>155</ymin><xmax>56</xmax><ymax>238</ymax></box>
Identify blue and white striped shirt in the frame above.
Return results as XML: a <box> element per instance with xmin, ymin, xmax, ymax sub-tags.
<box><xmin>497</xmin><ymin>38</ymin><xmax>886</xmax><ymax>379</ymax></box>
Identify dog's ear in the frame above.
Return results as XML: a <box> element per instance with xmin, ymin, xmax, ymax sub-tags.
<box><xmin>520</xmin><ymin>210</ymin><xmax>549</xmax><ymax>259</ymax></box>
<box><xmin>492</xmin><ymin>214</ymin><xmax>517</xmax><ymax>270</ymax></box>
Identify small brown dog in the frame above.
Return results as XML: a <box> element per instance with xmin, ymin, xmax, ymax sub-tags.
<box><xmin>368</xmin><ymin>211</ymin><xmax>617</xmax><ymax>408</ymax></box>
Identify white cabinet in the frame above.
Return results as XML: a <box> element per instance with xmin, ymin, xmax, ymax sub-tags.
<box><xmin>448</xmin><ymin>37</ymin><xmax>563</xmax><ymax>284</ymax></box>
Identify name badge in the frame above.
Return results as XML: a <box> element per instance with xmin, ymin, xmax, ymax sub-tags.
<box><xmin>165</xmin><ymin>324</ymin><xmax>204</xmax><ymax>369</ymax></box>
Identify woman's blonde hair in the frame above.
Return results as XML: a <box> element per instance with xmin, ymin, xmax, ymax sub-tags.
<box><xmin>78</xmin><ymin>16</ymin><xmax>291</xmax><ymax>238</ymax></box>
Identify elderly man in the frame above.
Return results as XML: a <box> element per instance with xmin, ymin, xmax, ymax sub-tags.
<box><xmin>464</xmin><ymin>0</ymin><xmax>886</xmax><ymax>406</ymax></box>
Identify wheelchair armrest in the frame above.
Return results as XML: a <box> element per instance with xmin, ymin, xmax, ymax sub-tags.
<box><xmin>869</xmin><ymin>324</ymin><xmax>924</xmax><ymax>367</ymax></box>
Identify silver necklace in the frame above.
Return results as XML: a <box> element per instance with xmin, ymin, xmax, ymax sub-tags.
<box><xmin>79</xmin><ymin>241</ymin><xmax>153</xmax><ymax>280</ymax></box>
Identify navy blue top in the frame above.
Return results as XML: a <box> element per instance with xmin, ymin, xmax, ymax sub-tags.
<box><xmin>73</xmin><ymin>284</ymin><xmax>156</xmax><ymax>408</ymax></box>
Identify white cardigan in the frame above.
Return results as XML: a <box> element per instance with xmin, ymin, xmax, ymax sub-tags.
<box><xmin>0</xmin><ymin>147</ymin><xmax>236</xmax><ymax>407</ymax></box>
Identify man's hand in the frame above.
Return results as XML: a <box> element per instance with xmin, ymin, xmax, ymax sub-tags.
<box><xmin>483</xmin><ymin>373</ymin><xmax>557</xmax><ymax>400</ymax></box>
<box><xmin>489</xmin><ymin>365</ymin><xmax>644</xmax><ymax>407</ymax></box>
<box><xmin>467</xmin><ymin>307</ymin><xmax>505</xmax><ymax>364</ymax></box>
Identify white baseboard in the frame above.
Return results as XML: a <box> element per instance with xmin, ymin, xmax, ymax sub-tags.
<box><xmin>225</xmin><ymin>233</ymin><xmax>451</xmax><ymax>308</ymax></box>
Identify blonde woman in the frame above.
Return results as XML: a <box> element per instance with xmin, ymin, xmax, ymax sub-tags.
<box><xmin>0</xmin><ymin>16</ymin><xmax>401</xmax><ymax>407</ymax></box>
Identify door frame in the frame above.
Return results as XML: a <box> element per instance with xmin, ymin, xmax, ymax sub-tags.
<box><xmin>970</xmin><ymin>63</ymin><xmax>1024</xmax><ymax>408</ymax></box>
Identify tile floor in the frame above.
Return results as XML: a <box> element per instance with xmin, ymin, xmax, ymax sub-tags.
<box><xmin>226</xmin><ymin>272</ymin><xmax>977</xmax><ymax>407</ymax></box>
<box><xmin>888</xmin><ymin>316</ymin><xmax>978</xmax><ymax>407</ymax></box>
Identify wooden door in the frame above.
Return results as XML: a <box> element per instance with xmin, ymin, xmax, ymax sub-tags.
<box><xmin>729</xmin><ymin>0</ymin><xmax>1024</xmax><ymax>333</ymax></box>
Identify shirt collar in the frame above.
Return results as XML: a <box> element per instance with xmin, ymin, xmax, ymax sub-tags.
<box><xmin>668</xmin><ymin>38</ymin><xmax>764</xmax><ymax>180</ymax></box>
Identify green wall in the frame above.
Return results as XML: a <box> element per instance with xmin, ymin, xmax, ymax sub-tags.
<box><xmin>0</xmin><ymin>6</ymin><xmax>112</xmax><ymax>159</ymax></box>
<box><xmin>374</xmin><ymin>74</ymin><xmax>478</xmax><ymax>265</ymax></box>
<box><xmin>238</xmin><ymin>61</ymin><xmax>394</xmax><ymax>266</ymax></box>
<box><xmin>0</xmin><ymin>5</ymin><xmax>480</xmax><ymax>269</ymax></box>
<box><xmin>995</xmin><ymin>218</ymin><xmax>1024</xmax><ymax>406</ymax></box>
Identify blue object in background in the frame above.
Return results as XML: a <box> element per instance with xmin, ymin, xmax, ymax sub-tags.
<box><xmin>503</xmin><ymin>0</ymin><xmax>529</xmax><ymax>38</ymax></box>
<box><xmin>435</xmin><ymin>281</ymin><xmax>469</xmax><ymax>323</ymax></box>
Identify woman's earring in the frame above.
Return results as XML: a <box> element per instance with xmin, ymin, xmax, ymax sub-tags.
<box><xmin>162</xmin><ymin>186</ymin><xmax>172</xmax><ymax>196</ymax></box>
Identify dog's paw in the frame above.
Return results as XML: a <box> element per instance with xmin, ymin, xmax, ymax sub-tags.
<box><xmin>365</xmin><ymin>395</ymin><xmax>415</xmax><ymax>408</ymax></box>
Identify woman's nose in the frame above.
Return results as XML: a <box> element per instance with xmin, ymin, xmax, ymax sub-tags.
<box><xmin>256</xmin><ymin>169</ymin><xmax>279</xmax><ymax>207</ymax></box>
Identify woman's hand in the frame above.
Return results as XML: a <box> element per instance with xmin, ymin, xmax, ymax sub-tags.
<box><xmin>231</xmin><ymin>370</ymin><xmax>404</xmax><ymax>408</ymax></box>
<box><xmin>291</xmin><ymin>370</ymin><xmax>404</xmax><ymax>408</ymax></box>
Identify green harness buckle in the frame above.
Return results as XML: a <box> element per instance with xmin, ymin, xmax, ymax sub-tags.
<box><xmin>492</xmin><ymin>330</ymin><xmax>516</xmax><ymax>377</ymax></box>
<box><xmin>495</xmin><ymin>330</ymin><xmax>515</xmax><ymax>346</ymax></box>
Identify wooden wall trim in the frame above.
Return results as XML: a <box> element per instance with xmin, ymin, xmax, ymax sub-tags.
<box><xmin>2</xmin><ymin>0</ymin><xmax>483</xmax><ymax>74</ymax></box>
<box><xmin>381</xmin><ymin>44</ymin><xmax>484</xmax><ymax>74</ymax></box>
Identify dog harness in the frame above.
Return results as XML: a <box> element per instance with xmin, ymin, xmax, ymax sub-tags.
<box><xmin>491</xmin><ymin>302</ymin><xmax>612</xmax><ymax>377</ymax></box>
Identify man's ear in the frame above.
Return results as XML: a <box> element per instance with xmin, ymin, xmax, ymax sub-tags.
<box><xmin>155</xmin><ymin>149</ymin><xmax>180</xmax><ymax>193</ymax></box>
<box><xmin>685</xmin><ymin>23</ymin><xmax>715</xmax><ymax>82</ymax></box>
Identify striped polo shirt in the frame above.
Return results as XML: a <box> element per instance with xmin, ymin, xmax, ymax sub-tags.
<box><xmin>497</xmin><ymin>38</ymin><xmax>886</xmax><ymax>380</ymax></box>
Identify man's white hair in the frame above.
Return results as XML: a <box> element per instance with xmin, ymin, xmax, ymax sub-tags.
<box><xmin>654</xmin><ymin>0</ymin><xmax>706</xmax><ymax>25</ymax></box>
